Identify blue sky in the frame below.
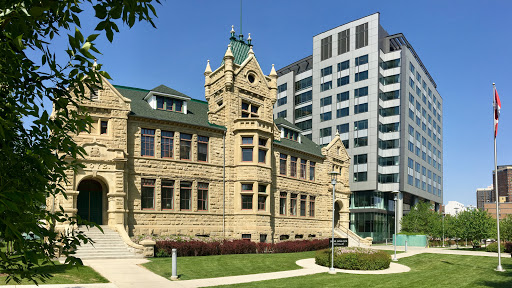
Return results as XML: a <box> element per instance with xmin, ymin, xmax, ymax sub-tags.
<box><xmin>41</xmin><ymin>0</ymin><xmax>512</xmax><ymax>206</ymax></box>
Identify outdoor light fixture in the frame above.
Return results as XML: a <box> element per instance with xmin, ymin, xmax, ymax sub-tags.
<box><xmin>391</xmin><ymin>190</ymin><xmax>400</xmax><ymax>261</ymax></box>
<box><xmin>328</xmin><ymin>170</ymin><xmax>340</xmax><ymax>275</ymax></box>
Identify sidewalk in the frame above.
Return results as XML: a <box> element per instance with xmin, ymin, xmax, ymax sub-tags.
<box><xmin>3</xmin><ymin>246</ymin><xmax>507</xmax><ymax>288</ymax></box>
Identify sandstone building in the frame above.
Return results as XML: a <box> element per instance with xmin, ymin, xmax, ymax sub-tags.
<box><xmin>50</xmin><ymin>29</ymin><xmax>365</xmax><ymax>244</ymax></box>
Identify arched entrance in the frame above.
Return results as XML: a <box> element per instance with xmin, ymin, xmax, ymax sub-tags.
<box><xmin>334</xmin><ymin>200</ymin><xmax>343</xmax><ymax>227</ymax></box>
<box><xmin>77</xmin><ymin>179</ymin><xmax>104</xmax><ymax>225</ymax></box>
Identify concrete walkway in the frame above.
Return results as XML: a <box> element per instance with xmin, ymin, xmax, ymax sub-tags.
<box><xmin>4</xmin><ymin>247</ymin><xmax>508</xmax><ymax>288</ymax></box>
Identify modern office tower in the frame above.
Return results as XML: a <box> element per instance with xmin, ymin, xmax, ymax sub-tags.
<box><xmin>476</xmin><ymin>185</ymin><xmax>494</xmax><ymax>210</ymax></box>
<box><xmin>274</xmin><ymin>13</ymin><xmax>443</xmax><ymax>241</ymax></box>
<box><xmin>493</xmin><ymin>165</ymin><xmax>512</xmax><ymax>202</ymax></box>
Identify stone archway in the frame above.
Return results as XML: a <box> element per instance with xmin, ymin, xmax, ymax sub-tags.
<box><xmin>334</xmin><ymin>200</ymin><xmax>343</xmax><ymax>227</ymax></box>
<box><xmin>77</xmin><ymin>179</ymin><xmax>106</xmax><ymax>225</ymax></box>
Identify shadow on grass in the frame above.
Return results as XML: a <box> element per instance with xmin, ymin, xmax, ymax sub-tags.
<box><xmin>474</xmin><ymin>263</ymin><xmax>512</xmax><ymax>288</ymax></box>
<box><xmin>440</xmin><ymin>260</ymin><xmax>454</xmax><ymax>265</ymax></box>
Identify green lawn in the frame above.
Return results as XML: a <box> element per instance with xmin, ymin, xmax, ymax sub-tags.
<box><xmin>143</xmin><ymin>251</ymin><xmax>316</xmax><ymax>280</ymax></box>
<box><xmin>0</xmin><ymin>262</ymin><xmax>108</xmax><ymax>286</ymax></box>
<box><xmin>210</xmin><ymin>253</ymin><xmax>512</xmax><ymax>288</ymax></box>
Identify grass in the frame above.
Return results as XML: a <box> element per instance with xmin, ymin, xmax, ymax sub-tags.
<box><xmin>143</xmin><ymin>251</ymin><xmax>316</xmax><ymax>280</ymax></box>
<box><xmin>0</xmin><ymin>262</ymin><xmax>108</xmax><ymax>286</ymax></box>
<box><xmin>209</xmin><ymin>253</ymin><xmax>512</xmax><ymax>288</ymax></box>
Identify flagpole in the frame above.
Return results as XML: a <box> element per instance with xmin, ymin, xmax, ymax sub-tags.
<box><xmin>493</xmin><ymin>83</ymin><xmax>504</xmax><ymax>272</ymax></box>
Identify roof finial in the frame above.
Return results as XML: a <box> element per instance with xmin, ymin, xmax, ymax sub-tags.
<box><xmin>335</xmin><ymin>129</ymin><xmax>340</xmax><ymax>137</ymax></box>
<box><xmin>269</xmin><ymin>64</ymin><xmax>277</xmax><ymax>77</ymax></box>
<box><xmin>248</xmin><ymin>45</ymin><xmax>254</xmax><ymax>56</ymax></box>
<box><xmin>247</xmin><ymin>33</ymin><xmax>252</xmax><ymax>45</ymax></box>
<box><xmin>224</xmin><ymin>44</ymin><xmax>234</xmax><ymax>58</ymax></box>
<box><xmin>204</xmin><ymin>59</ymin><xmax>212</xmax><ymax>74</ymax></box>
<box><xmin>93</xmin><ymin>58</ymin><xmax>97</xmax><ymax>71</ymax></box>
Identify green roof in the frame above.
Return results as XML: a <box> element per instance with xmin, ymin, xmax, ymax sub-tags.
<box><xmin>113</xmin><ymin>85</ymin><xmax>226</xmax><ymax>131</ymax></box>
<box><xmin>221</xmin><ymin>36</ymin><xmax>252</xmax><ymax>66</ymax></box>
<box><xmin>273</xmin><ymin>117</ymin><xmax>324</xmax><ymax>158</ymax></box>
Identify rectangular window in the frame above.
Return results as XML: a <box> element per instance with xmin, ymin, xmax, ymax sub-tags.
<box><xmin>355</xmin><ymin>23</ymin><xmax>368</xmax><ymax>49</ymax></box>
<box><xmin>378</xmin><ymin>156</ymin><xmax>399</xmax><ymax>166</ymax></box>
<box><xmin>378</xmin><ymin>173</ymin><xmax>399</xmax><ymax>183</ymax></box>
<box><xmin>300</xmin><ymin>195</ymin><xmax>307</xmax><ymax>216</ymax></box>
<box><xmin>379</xmin><ymin>122</ymin><xmax>399</xmax><ymax>133</ymax></box>
<box><xmin>141</xmin><ymin>179</ymin><xmax>155</xmax><ymax>210</ymax></box>
<box><xmin>100</xmin><ymin>120</ymin><xmax>108</xmax><ymax>135</ymax></box>
<box><xmin>295</xmin><ymin>105</ymin><xmax>312</xmax><ymax>119</ymax></box>
<box><xmin>354</xmin><ymin>172</ymin><xmax>367</xmax><ymax>182</ymax></box>
<box><xmin>337</xmin><ymin>123</ymin><xmax>349</xmax><ymax>134</ymax></box>
<box><xmin>355</xmin><ymin>71</ymin><xmax>368</xmax><ymax>82</ymax></box>
<box><xmin>258</xmin><ymin>138</ymin><xmax>267</xmax><ymax>163</ymax></box>
<box><xmin>241</xmin><ymin>195</ymin><xmax>253</xmax><ymax>210</ymax></box>
<box><xmin>280</xmin><ymin>153</ymin><xmax>287</xmax><ymax>175</ymax></box>
<box><xmin>337</xmin><ymin>91</ymin><xmax>349</xmax><ymax>102</ymax></box>
<box><xmin>295</xmin><ymin>90</ymin><xmax>312</xmax><ymax>105</ymax></box>
<box><xmin>378</xmin><ymin>139</ymin><xmax>399</xmax><ymax>149</ymax></box>
<box><xmin>309</xmin><ymin>196</ymin><xmax>315</xmax><ymax>217</ymax></box>
<box><xmin>242</xmin><ymin>183</ymin><xmax>253</xmax><ymax>192</ymax></box>
<box><xmin>354</xmin><ymin>119</ymin><xmax>368</xmax><ymax>130</ymax></box>
<box><xmin>241</xmin><ymin>101</ymin><xmax>259</xmax><ymax>118</ymax></box>
<box><xmin>320</xmin><ymin>81</ymin><xmax>332</xmax><ymax>92</ymax></box>
<box><xmin>290</xmin><ymin>193</ymin><xmax>297</xmax><ymax>216</ymax></box>
<box><xmin>278</xmin><ymin>83</ymin><xmax>287</xmax><ymax>93</ymax></box>
<box><xmin>161</xmin><ymin>131</ymin><xmax>174</xmax><ymax>158</ymax></box>
<box><xmin>321</xmin><ymin>35</ymin><xmax>332</xmax><ymax>61</ymax></box>
<box><xmin>300</xmin><ymin>159</ymin><xmax>307</xmax><ymax>179</ymax></box>
<box><xmin>336</xmin><ymin>107</ymin><xmax>349</xmax><ymax>118</ymax></box>
<box><xmin>310</xmin><ymin>162</ymin><xmax>315</xmax><ymax>181</ymax></box>
<box><xmin>410</xmin><ymin>63</ymin><xmax>415</xmax><ymax>73</ymax></box>
<box><xmin>337</xmin><ymin>76</ymin><xmax>349</xmax><ymax>87</ymax></box>
<box><xmin>277</xmin><ymin>110</ymin><xmax>287</xmax><ymax>119</ymax></box>
<box><xmin>338</xmin><ymin>29</ymin><xmax>350</xmax><ymax>55</ymax></box>
<box><xmin>354</xmin><ymin>136</ymin><xmax>368</xmax><ymax>147</ymax></box>
<box><xmin>241</xmin><ymin>136</ymin><xmax>253</xmax><ymax>162</ymax></box>
<box><xmin>320</xmin><ymin>96</ymin><xmax>332</xmax><ymax>107</ymax></box>
<box><xmin>161</xmin><ymin>180</ymin><xmax>174</xmax><ymax>210</ymax></box>
<box><xmin>320</xmin><ymin>127</ymin><xmax>332</xmax><ymax>138</ymax></box>
<box><xmin>409</xmin><ymin>77</ymin><xmax>415</xmax><ymax>89</ymax></box>
<box><xmin>408</xmin><ymin>125</ymin><xmax>414</xmax><ymax>136</ymax></box>
<box><xmin>197</xmin><ymin>182</ymin><xmax>208</xmax><ymax>211</ymax></box>
<box><xmin>141</xmin><ymin>128</ymin><xmax>155</xmax><ymax>157</ymax></box>
<box><xmin>296</xmin><ymin>119</ymin><xmax>312</xmax><ymax>131</ymax></box>
<box><xmin>380</xmin><ymin>90</ymin><xmax>400</xmax><ymax>101</ymax></box>
<box><xmin>295</xmin><ymin>77</ymin><xmax>312</xmax><ymax>92</ymax></box>
<box><xmin>409</xmin><ymin>108</ymin><xmax>414</xmax><ymax>120</ymax></box>
<box><xmin>354</xmin><ymin>103</ymin><xmax>368</xmax><ymax>114</ymax></box>
<box><xmin>277</xmin><ymin>97</ymin><xmax>287</xmax><ymax>106</ymax></box>
<box><xmin>380</xmin><ymin>59</ymin><xmax>400</xmax><ymax>70</ymax></box>
<box><xmin>180</xmin><ymin>181</ymin><xmax>192</xmax><ymax>210</ymax></box>
<box><xmin>258</xmin><ymin>195</ymin><xmax>266</xmax><ymax>211</ymax></box>
<box><xmin>290</xmin><ymin>157</ymin><xmax>297</xmax><ymax>177</ymax></box>
<box><xmin>280</xmin><ymin>192</ymin><xmax>287</xmax><ymax>215</ymax></box>
<box><xmin>337</xmin><ymin>60</ymin><xmax>350</xmax><ymax>71</ymax></box>
<box><xmin>197</xmin><ymin>136</ymin><xmax>209</xmax><ymax>162</ymax></box>
<box><xmin>321</xmin><ymin>66</ymin><xmax>332</xmax><ymax>77</ymax></box>
<box><xmin>355</xmin><ymin>55</ymin><xmax>368</xmax><ymax>66</ymax></box>
<box><xmin>354</xmin><ymin>154</ymin><xmax>367</xmax><ymax>165</ymax></box>
<box><xmin>320</xmin><ymin>111</ymin><xmax>332</xmax><ymax>122</ymax></box>
<box><xmin>180</xmin><ymin>133</ymin><xmax>192</xmax><ymax>160</ymax></box>
<box><xmin>342</xmin><ymin>140</ymin><xmax>349</xmax><ymax>149</ymax></box>
<box><xmin>354</xmin><ymin>87</ymin><xmax>368</xmax><ymax>98</ymax></box>
<box><xmin>380</xmin><ymin>74</ymin><xmax>400</xmax><ymax>85</ymax></box>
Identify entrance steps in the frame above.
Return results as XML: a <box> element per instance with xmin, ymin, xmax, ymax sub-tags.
<box><xmin>334</xmin><ymin>227</ymin><xmax>372</xmax><ymax>247</ymax></box>
<box><xmin>73</xmin><ymin>226</ymin><xmax>141</xmax><ymax>259</ymax></box>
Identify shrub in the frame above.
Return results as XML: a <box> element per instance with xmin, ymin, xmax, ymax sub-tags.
<box><xmin>505</xmin><ymin>241</ymin><xmax>512</xmax><ymax>253</ymax></box>
<box><xmin>315</xmin><ymin>247</ymin><xmax>390</xmax><ymax>270</ymax></box>
<box><xmin>485</xmin><ymin>242</ymin><xmax>505</xmax><ymax>253</ymax></box>
<box><xmin>156</xmin><ymin>238</ymin><xmax>329</xmax><ymax>257</ymax></box>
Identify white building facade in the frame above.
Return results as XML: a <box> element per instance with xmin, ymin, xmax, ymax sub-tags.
<box><xmin>274</xmin><ymin>13</ymin><xmax>443</xmax><ymax>241</ymax></box>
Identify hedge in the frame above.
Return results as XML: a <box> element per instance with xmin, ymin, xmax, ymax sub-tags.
<box><xmin>315</xmin><ymin>247</ymin><xmax>391</xmax><ymax>270</ymax></box>
<box><xmin>156</xmin><ymin>238</ymin><xmax>329</xmax><ymax>257</ymax></box>
<box><xmin>486</xmin><ymin>242</ymin><xmax>506</xmax><ymax>253</ymax></box>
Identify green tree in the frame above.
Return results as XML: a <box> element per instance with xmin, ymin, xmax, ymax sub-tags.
<box><xmin>0</xmin><ymin>0</ymin><xmax>159</xmax><ymax>284</ymax></box>
<box><xmin>456</xmin><ymin>209</ymin><xmax>495</xmax><ymax>243</ymax></box>
<box><xmin>500</xmin><ymin>215</ymin><xmax>512</xmax><ymax>241</ymax></box>
<box><xmin>401</xmin><ymin>201</ymin><xmax>440</xmax><ymax>237</ymax></box>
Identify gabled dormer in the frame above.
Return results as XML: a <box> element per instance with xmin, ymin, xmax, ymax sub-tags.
<box><xmin>144</xmin><ymin>85</ymin><xmax>191</xmax><ymax>114</ymax></box>
<box><xmin>275</xmin><ymin>118</ymin><xmax>302</xmax><ymax>143</ymax></box>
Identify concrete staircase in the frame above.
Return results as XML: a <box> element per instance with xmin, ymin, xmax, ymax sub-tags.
<box><xmin>73</xmin><ymin>226</ymin><xmax>141</xmax><ymax>259</ymax></box>
<box><xmin>335</xmin><ymin>227</ymin><xmax>372</xmax><ymax>247</ymax></box>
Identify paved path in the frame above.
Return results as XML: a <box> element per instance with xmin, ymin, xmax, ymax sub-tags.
<box><xmin>4</xmin><ymin>247</ymin><xmax>508</xmax><ymax>288</ymax></box>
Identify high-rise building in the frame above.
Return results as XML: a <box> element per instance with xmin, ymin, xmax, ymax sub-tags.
<box><xmin>476</xmin><ymin>185</ymin><xmax>494</xmax><ymax>210</ymax></box>
<box><xmin>274</xmin><ymin>13</ymin><xmax>443</xmax><ymax>241</ymax></box>
<box><xmin>492</xmin><ymin>165</ymin><xmax>512</xmax><ymax>202</ymax></box>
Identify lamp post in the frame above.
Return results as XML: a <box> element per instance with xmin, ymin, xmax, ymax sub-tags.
<box><xmin>328</xmin><ymin>170</ymin><xmax>340</xmax><ymax>275</ymax></box>
<box><xmin>392</xmin><ymin>190</ymin><xmax>400</xmax><ymax>261</ymax></box>
<box><xmin>454</xmin><ymin>207</ymin><xmax>459</xmax><ymax>249</ymax></box>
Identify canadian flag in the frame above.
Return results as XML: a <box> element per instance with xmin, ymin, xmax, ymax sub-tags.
<box><xmin>494</xmin><ymin>87</ymin><xmax>501</xmax><ymax>138</ymax></box>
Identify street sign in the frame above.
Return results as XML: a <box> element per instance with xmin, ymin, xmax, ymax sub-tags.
<box><xmin>329</xmin><ymin>238</ymin><xmax>348</xmax><ymax>247</ymax></box>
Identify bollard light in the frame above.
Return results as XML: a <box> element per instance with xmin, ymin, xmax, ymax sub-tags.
<box><xmin>328</xmin><ymin>170</ymin><xmax>340</xmax><ymax>275</ymax></box>
<box><xmin>171</xmin><ymin>248</ymin><xmax>178</xmax><ymax>280</ymax></box>
<box><xmin>391</xmin><ymin>190</ymin><xmax>400</xmax><ymax>261</ymax></box>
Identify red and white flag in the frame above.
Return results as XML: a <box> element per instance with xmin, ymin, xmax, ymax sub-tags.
<box><xmin>494</xmin><ymin>87</ymin><xmax>501</xmax><ymax>138</ymax></box>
